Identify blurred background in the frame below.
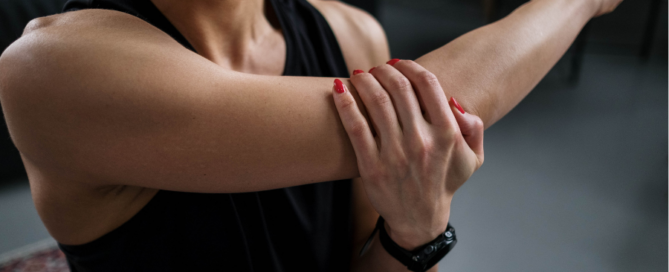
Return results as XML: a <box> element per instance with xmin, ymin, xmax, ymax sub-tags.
<box><xmin>0</xmin><ymin>0</ymin><xmax>666</xmax><ymax>271</ymax></box>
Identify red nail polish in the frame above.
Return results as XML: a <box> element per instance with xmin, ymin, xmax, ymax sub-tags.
<box><xmin>450</xmin><ymin>97</ymin><xmax>465</xmax><ymax>114</ymax></box>
<box><xmin>334</xmin><ymin>79</ymin><xmax>345</xmax><ymax>94</ymax></box>
<box><xmin>368</xmin><ymin>67</ymin><xmax>376</xmax><ymax>73</ymax></box>
<box><xmin>386</xmin><ymin>59</ymin><xmax>400</xmax><ymax>66</ymax></box>
<box><xmin>353</xmin><ymin>69</ymin><xmax>364</xmax><ymax>75</ymax></box>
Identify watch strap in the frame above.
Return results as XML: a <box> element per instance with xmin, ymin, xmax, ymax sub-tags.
<box><xmin>376</xmin><ymin>216</ymin><xmax>456</xmax><ymax>272</ymax></box>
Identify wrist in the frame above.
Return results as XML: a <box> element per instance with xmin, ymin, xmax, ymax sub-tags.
<box><xmin>377</xmin><ymin>216</ymin><xmax>458</xmax><ymax>272</ymax></box>
<box><xmin>385</xmin><ymin>209</ymin><xmax>451</xmax><ymax>251</ymax></box>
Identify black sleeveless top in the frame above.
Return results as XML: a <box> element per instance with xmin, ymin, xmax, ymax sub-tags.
<box><xmin>59</xmin><ymin>1</ymin><xmax>352</xmax><ymax>271</ymax></box>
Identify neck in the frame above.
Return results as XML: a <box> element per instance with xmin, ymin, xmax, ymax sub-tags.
<box><xmin>152</xmin><ymin>0</ymin><xmax>283</xmax><ymax>73</ymax></box>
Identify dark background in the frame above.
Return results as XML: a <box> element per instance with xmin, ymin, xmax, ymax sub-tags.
<box><xmin>0</xmin><ymin>0</ymin><xmax>667</xmax><ymax>271</ymax></box>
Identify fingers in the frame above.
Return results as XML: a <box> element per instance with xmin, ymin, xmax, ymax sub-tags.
<box><xmin>368</xmin><ymin>60</ymin><xmax>424</xmax><ymax>132</ymax></box>
<box><xmin>391</xmin><ymin>60</ymin><xmax>455</xmax><ymax>128</ymax></box>
<box><xmin>349</xmin><ymin>71</ymin><xmax>402</xmax><ymax>147</ymax></box>
<box><xmin>332</xmin><ymin>79</ymin><xmax>378</xmax><ymax>166</ymax></box>
<box><xmin>450</xmin><ymin>97</ymin><xmax>484</xmax><ymax>164</ymax></box>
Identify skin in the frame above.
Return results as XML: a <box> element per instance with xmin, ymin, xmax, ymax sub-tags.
<box><xmin>340</xmin><ymin>63</ymin><xmax>484</xmax><ymax>271</ymax></box>
<box><xmin>0</xmin><ymin>0</ymin><xmax>622</xmax><ymax>271</ymax></box>
<box><xmin>348</xmin><ymin>61</ymin><xmax>486</xmax><ymax>242</ymax></box>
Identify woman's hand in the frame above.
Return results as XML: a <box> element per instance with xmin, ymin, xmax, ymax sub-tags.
<box><xmin>332</xmin><ymin>60</ymin><xmax>484</xmax><ymax>250</ymax></box>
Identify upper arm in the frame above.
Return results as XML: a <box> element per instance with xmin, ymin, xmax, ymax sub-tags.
<box><xmin>0</xmin><ymin>9</ymin><xmax>360</xmax><ymax>193</ymax></box>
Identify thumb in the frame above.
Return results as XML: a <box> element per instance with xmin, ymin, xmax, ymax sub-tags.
<box><xmin>449</xmin><ymin>97</ymin><xmax>484</xmax><ymax>165</ymax></box>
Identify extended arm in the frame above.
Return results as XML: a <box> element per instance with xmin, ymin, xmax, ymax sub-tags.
<box><xmin>0</xmin><ymin>0</ymin><xmax>610</xmax><ymax>194</ymax></box>
<box><xmin>416</xmin><ymin>0</ymin><xmax>606</xmax><ymax>128</ymax></box>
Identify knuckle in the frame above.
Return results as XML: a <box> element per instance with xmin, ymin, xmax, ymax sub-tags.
<box><xmin>371</xmin><ymin>91</ymin><xmax>392</xmax><ymax>107</ymax></box>
<box><xmin>445</xmin><ymin>128</ymin><xmax>459</xmax><ymax>140</ymax></box>
<box><xmin>338</xmin><ymin>96</ymin><xmax>357</xmax><ymax>111</ymax></box>
<box><xmin>390</xmin><ymin>75</ymin><xmax>412</xmax><ymax>91</ymax></box>
<box><xmin>435</xmin><ymin>127</ymin><xmax>458</xmax><ymax>144</ymax></box>
<box><xmin>414</xmin><ymin>144</ymin><xmax>429</xmax><ymax>160</ymax></box>
<box><xmin>390</xmin><ymin>152</ymin><xmax>410</xmax><ymax>170</ymax></box>
<box><xmin>473</xmin><ymin>118</ymin><xmax>484</xmax><ymax>130</ymax></box>
<box><xmin>348</xmin><ymin>121</ymin><xmax>368</xmax><ymax>138</ymax></box>
<box><xmin>389</xmin><ymin>143</ymin><xmax>409</xmax><ymax>164</ymax></box>
<box><xmin>417</xmin><ymin>70</ymin><xmax>439</xmax><ymax>87</ymax></box>
<box><xmin>407</xmin><ymin>130</ymin><xmax>435</xmax><ymax>157</ymax></box>
<box><xmin>414</xmin><ymin>136</ymin><xmax>435</xmax><ymax>158</ymax></box>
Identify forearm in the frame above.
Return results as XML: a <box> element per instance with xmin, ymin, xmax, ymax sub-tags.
<box><xmin>416</xmin><ymin>0</ymin><xmax>598</xmax><ymax>128</ymax></box>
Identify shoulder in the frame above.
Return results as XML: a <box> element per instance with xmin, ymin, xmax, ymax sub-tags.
<box><xmin>20</xmin><ymin>8</ymin><xmax>150</xmax><ymax>37</ymax></box>
<box><xmin>307</xmin><ymin>0</ymin><xmax>390</xmax><ymax>72</ymax></box>
<box><xmin>1</xmin><ymin>8</ymin><xmax>179</xmax><ymax>93</ymax></box>
<box><xmin>11</xmin><ymin>8</ymin><xmax>172</xmax><ymax>58</ymax></box>
<box><xmin>0</xmin><ymin>8</ymin><xmax>183</xmax><ymax>166</ymax></box>
<box><xmin>0</xmin><ymin>8</ymin><xmax>176</xmax><ymax>109</ymax></box>
<box><xmin>3</xmin><ymin>9</ymin><xmax>170</xmax><ymax>69</ymax></box>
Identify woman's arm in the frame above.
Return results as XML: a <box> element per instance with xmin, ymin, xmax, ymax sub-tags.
<box><xmin>416</xmin><ymin>0</ymin><xmax>618</xmax><ymax>128</ymax></box>
<box><xmin>0</xmin><ymin>0</ymin><xmax>616</xmax><ymax>193</ymax></box>
<box><xmin>0</xmin><ymin>9</ymin><xmax>362</xmax><ymax>192</ymax></box>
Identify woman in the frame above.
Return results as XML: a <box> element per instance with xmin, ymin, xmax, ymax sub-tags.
<box><xmin>0</xmin><ymin>0</ymin><xmax>622</xmax><ymax>271</ymax></box>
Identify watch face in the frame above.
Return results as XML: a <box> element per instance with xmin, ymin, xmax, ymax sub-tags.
<box><xmin>424</xmin><ymin>245</ymin><xmax>435</xmax><ymax>254</ymax></box>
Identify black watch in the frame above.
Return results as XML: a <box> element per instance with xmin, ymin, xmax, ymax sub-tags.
<box><xmin>360</xmin><ymin>216</ymin><xmax>457</xmax><ymax>272</ymax></box>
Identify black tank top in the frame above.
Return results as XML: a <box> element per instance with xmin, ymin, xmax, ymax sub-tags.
<box><xmin>59</xmin><ymin>1</ymin><xmax>352</xmax><ymax>271</ymax></box>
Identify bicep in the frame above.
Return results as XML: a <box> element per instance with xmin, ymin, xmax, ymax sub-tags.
<box><xmin>0</xmin><ymin>10</ymin><xmax>359</xmax><ymax>193</ymax></box>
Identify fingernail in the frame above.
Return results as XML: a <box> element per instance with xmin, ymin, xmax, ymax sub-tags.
<box><xmin>368</xmin><ymin>67</ymin><xmax>376</xmax><ymax>73</ymax></box>
<box><xmin>334</xmin><ymin>79</ymin><xmax>345</xmax><ymax>94</ymax></box>
<box><xmin>386</xmin><ymin>59</ymin><xmax>400</xmax><ymax>66</ymax></box>
<box><xmin>450</xmin><ymin>97</ymin><xmax>465</xmax><ymax>114</ymax></box>
<box><xmin>352</xmin><ymin>69</ymin><xmax>364</xmax><ymax>75</ymax></box>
